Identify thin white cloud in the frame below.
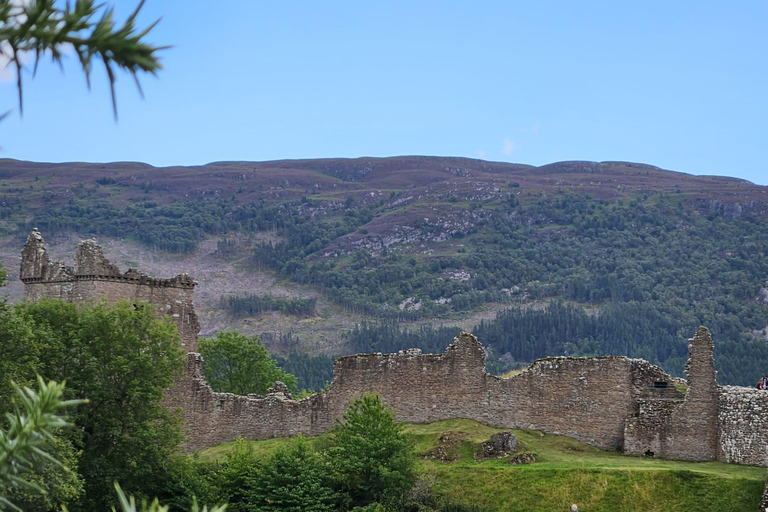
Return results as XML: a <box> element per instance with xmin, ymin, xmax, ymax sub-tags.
<box><xmin>502</xmin><ymin>136</ymin><xmax>520</xmax><ymax>156</ymax></box>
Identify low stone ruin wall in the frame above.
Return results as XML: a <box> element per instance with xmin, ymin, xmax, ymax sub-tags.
<box><xmin>175</xmin><ymin>334</ymin><xmax>681</xmax><ymax>454</ymax></box>
<box><xmin>175</xmin><ymin>329</ymin><xmax>768</xmax><ymax>468</ymax></box>
<box><xmin>329</xmin><ymin>341</ymin><xmax>675</xmax><ymax>451</ymax></box>
<box><xmin>166</xmin><ymin>354</ymin><xmax>337</xmax><ymax>451</ymax></box>
<box><xmin>489</xmin><ymin>356</ymin><xmax>676</xmax><ymax>451</ymax></box>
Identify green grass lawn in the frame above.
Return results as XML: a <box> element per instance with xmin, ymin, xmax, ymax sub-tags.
<box><xmin>198</xmin><ymin>419</ymin><xmax>767</xmax><ymax>512</ymax></box>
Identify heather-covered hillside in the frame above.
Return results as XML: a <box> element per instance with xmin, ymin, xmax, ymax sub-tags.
<box><xmin>1</xmin><ymin>157</ymin><xmax>767</xmax><ymax>386</ymax></box>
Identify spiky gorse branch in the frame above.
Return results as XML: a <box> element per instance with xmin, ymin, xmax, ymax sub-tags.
<box><xmin>0</xmin><ymin>377</ymin><xmax>225</xmax><ymax>511</ymax></box>
<box><xmin>0</xmin><ymin>376</ymin><xmax>85</xmax><ymax>512</ymax></box>
<box><xmin>113</xmin><ymin>483</ymin><xmax>227</xmax><ymax>512</ymax></box>
<box><xmin>0</xmin><ymin>0</ymin><xmax>166</xmax><ymax>118</ymax></box>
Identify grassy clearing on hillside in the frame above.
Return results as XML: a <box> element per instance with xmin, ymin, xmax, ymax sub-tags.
<box><xmin>198</xmin><ymin>419</ymin><xmax>766</xmax><ymax>512</ymax></box>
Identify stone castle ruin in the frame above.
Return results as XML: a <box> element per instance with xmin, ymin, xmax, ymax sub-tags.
<box><xmin>20</xmin><ymin>229</ymin><xmax>200</xmax><ymax>352</ymax></box>
<box><xmin>19</xmin><ymin>231</ymin><xmax>768</xmax><ymax>474</ymax></box>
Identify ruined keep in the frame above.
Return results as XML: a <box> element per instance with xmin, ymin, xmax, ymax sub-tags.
<box><xmin>19</xmin><ymin>231</ymin><xmax>768</xmax><ymax>470</ymax></box>
<box><xmin>20</xmin><ymin>229</ymin><xmax>200</xmax><ymax>351</ymax></box>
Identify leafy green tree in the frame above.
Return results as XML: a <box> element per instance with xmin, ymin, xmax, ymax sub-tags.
<box><xmin>199</xmin><ymin>332</ymin><xmax>297</xmax><ymax>395</ymax></box>
<box><xmin>17</xmin><ymin>299</ymin><xmax>185</xmax><ymax>510</ymax></box>
<box><xmin>250</xmin><ymin>437</ymin><xmax>344</xmax><ymax>512</ymax></box>
<box><xmin>326</xmin><ymin>394</ymin><xmax>415</xmax><ymax>509</ymax></box>
<box><xmin>205</xmin><ymin>439</ymin><xmax>259</xmax><ymax>512</ymax></box>
<box><xmin>0</xmin><ymin>0</ymin><xmax>165</xmax><ymax>118</ymax></box>
<box><xmin>0</xmin><ymin>299</ymin><xmax>39</xmax><ymax>413</ymax></box>
<box><xmin>0</xmin><ymin>377</ymin><xmax>85</xmax><ymax>512</ymax></box>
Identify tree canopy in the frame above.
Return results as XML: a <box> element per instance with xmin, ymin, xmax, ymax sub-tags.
<box><xmin>0</xmin><ymin>299</ymin><xmax>186</xmax><ymax>510</ymax></box>
<box><xmin>199</xmin><ymin>331</ymin><xmax>298</xmax><ymax>396</ymax></box>
<box><xmin>0</xmin><ymin>377</ymin><xmax>84</xmax><ymax>512</ymax></box>
<box><xmin>326</xmin><ymin>394</ymin><xmax>416</xmax><ymax>509</ymax></box>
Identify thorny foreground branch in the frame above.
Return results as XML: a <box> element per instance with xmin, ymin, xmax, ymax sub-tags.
<box><xmin>0</xmin><ymin>377</ymin><xmax>86</xmax><ymax>512</ymax></box>
<box><xmin>0</xmin><ymin>0</ymin><xmax>166</xmax><ymax>119</ymax></box>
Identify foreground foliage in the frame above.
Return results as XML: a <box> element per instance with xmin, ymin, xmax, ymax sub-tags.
<box><xmin>0</xmin><ymin>0</ymin><xmax>165</xmax><ymax>117</ymax></box>
<box><xmin>174</xmin><ymin>395</ymin><xmax>416</xmax><ymax>512</ymax></box>
<box><xmin>0</xmin><ymin>299</ymin><xmax>185</xmax><ymax>510</ymax></box>
<box><xmin>327</xmin><ymin>394</ymin><xmax>416</xmax><ymax>509</ymax></box>
<box><xmin>113</xmin><ymin>483</ymin><xmax>226</xmax><ymax>512</ymax></box>
<box><xmin>249</xmin><ymin>439</ymin><xmax>343</xmax><ymax>512</ymax></box>
<box><xmin>0</xmin><ymin>377</ymin><xmax>224</xmax><ymax>512</ymax></box>
<box><xmin>0</xmin><ymin>378</ymin><xmax>84</xmax><ymax>511</ymax></box>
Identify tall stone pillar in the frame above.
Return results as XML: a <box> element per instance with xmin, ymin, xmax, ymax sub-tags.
<box><xmin>685</xmin><ymin>326</ymin><xmax>719</xmax><ymax>457</ymax></box>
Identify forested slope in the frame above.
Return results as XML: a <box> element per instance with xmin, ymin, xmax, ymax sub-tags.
<box><xmin>1</xmin><ymin>157</ymin><xmax>766</xmax><ymax>385</ymax></box>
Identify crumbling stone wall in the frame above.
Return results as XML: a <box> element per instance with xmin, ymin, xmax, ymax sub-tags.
<box><xmin>488</xmin><ymin>356</ymin><xmax>681</xmax><ymax>451</ymax></box>
<box><xmin>324</xmin><ymin>337</ymin><xmax>678</xmax><ymax>451</ymax></box>
<box><xmin>20</xmin><ymin>229</ymin><xmax>200</xmax><ymax>351</ymax></box>
<box><xmin>176</xmin><ymin>329</ymin><xmax>767</xmax><ymax>466</ymax></box>
<box><xmin>624</xmin><ymin>327</ymin><xmax>719</xmax><ymax>461</ymax></box>
<box><xmin>760</xmin><ymin>472</ymin><xmax>768</xmax><ymax>512</ymax></box>
<box><xmin>166</xmin><ymin>354</ymin><xmax>336</xmax><ymax>451</ymax></box>
<box><xmin>173</xmin><ymin>333</ymin><xmax>684</xmax><ymax>453</ymax></box>
<box><xmin>172</xmin><ymin>337</ymin><xmax>494</xmax><ymax>451</ymax></box>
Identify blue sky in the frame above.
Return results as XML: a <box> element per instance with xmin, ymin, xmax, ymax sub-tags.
<box><xmin>1</xmin><ymin>0</ymin><xmax>766</xmax><ymax>185</ymax></box>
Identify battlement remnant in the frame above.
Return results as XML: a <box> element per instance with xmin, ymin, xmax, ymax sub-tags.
<box><xmin>20</xmin><ymin>229</ymin><xmax>200</xmax><ymax>351</ymax></box>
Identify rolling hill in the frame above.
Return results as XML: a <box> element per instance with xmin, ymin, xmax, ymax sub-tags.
<box><xmin>1</xmin><ymin>156</ymin><xmax>767</xmax><ymax>386</ymax></box>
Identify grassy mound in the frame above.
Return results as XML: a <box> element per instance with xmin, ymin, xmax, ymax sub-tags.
<box><xmin>198</xmin><ymin>419</ymin><xmax>766</xmax><ymax>512</ymax></box>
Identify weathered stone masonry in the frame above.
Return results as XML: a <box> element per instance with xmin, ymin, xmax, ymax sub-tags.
<box><xmin>624</xmin><ymin>327</ymin><xmax>720</xmax><ymax>461</ymax></box>
<box><xmin>20</xmin><ymin>229</ymin><xmax>200</xmax><ymax>351</ymax></box>
<box><xmin>172</xmin><ymin>327</ymin><xmax>768</xmax><ymax>466</ymax></box>
<box><xmin>20</xmin><ymin>231</ymin><xmax>768</xmax><ymax>471</ymax></box>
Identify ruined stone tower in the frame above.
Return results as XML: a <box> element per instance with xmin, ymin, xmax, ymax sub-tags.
<box><xmin>20</xmin><ymin>229</ymin><xmax>200</xmax><ymax>351</ymax></box>
<box><xmin>623</xmin><ymin>326</ymin><xmax>719</xmax><ymax>461</ymax></box>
